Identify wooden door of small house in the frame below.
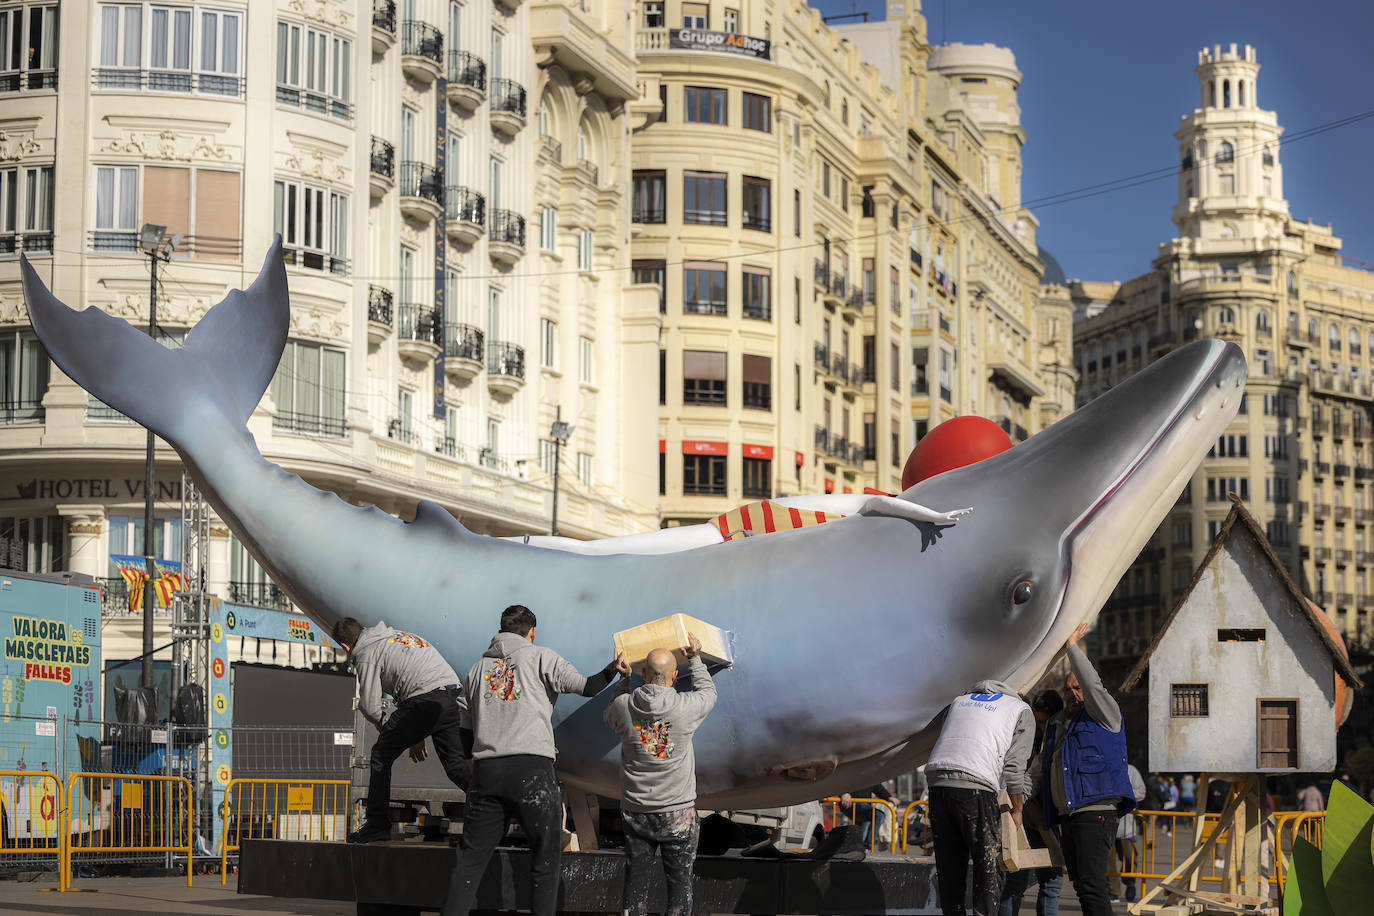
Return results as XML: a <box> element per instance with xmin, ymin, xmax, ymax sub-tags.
<box><xmin>1257</xmin><ymin>699</ymin><xmax>1298</xmax><ymax>769</ymax></box>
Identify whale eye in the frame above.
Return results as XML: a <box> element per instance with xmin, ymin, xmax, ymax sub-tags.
<box><xmin>1012</xmin><ymin>580</ymin><xmax>1035</xmax><ymax>605</ymax></box>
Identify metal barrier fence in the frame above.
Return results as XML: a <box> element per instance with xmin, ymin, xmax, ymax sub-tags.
<box><xmin>901</xmin><ymin>799</ymin><xmax>930</xmax><ymax>854</ymax></box>
<box><xmin>0</xmin><ymin>768</ymin><xmax>65</xmax><ymax>888</ymax></box>
<box><xmin>1110</xmin><ymin>808</ymin><xmax>1326</xmax><ymax>902</ymax></box>
<box><xmin>821</xmin><ymin>796</ymin><xmax>899</xmax><ymax>853</ymax></box>
<box><xmin>220</xmin><ymin>778</ymin><xmax>353</xmax><ymax>884</ymax></box>
<box><xmin>65</xmin><ymin>772</ymin><xmax>193</xmax><ymax>888</ymax></box>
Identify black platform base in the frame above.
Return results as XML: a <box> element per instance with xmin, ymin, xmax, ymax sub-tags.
<box><xmin>237</xmin><ymin>839</ymin><xmax>940</xmax><ymax>914</ymax></box>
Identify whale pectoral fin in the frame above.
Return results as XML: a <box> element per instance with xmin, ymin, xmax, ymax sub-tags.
<box><xmin>858</xmin><ymin>496</ymin><xmax>973</xmax><ymax>525</ymax></box>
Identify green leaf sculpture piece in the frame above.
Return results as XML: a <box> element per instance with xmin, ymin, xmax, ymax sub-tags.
<box><xmin>1283</xmin><ymin>780</ymin><xmax>1374</xmax><ymax>913</ymax></box>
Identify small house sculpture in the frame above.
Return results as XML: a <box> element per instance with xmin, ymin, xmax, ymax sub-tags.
<box><xmin>1119</xmin><ymin>496</ymin><xmax>1362</xmax><ymax>913</ymax></box>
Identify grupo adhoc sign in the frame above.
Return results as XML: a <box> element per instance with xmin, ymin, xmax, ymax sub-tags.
<box><xmin>669</xmin><ymin>28</ymin><xmax>770</xmax><ymax>60</ymax></box>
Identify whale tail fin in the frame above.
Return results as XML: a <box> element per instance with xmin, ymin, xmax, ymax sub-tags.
<box><xmin>20</xmin><ymin>238</ymin><xmax>290</xmax><ymax>440</ymax></box>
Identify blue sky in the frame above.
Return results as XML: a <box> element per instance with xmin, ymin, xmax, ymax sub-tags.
<box><xmin>815</xmin><ymin>0</ymin><xmax>1374</xmax><ymax>283</ymax></box>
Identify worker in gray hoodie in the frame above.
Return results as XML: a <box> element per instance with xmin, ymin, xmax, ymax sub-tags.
<box><xmin>332</xmin><ymin>617</ymin><xmax>470</xmax><ymax>845</ymax></box>
<box><xmin>441</xmin><ymin>604</ymin><xmax>627</xmax><ymax>916</ymax></box>
<box><xmin>604</xmin><ymin>633</ymin><xmax>718</xmax><ymax>916</ymax></box>
<box><xmin>925</xmin><ymin>678</ymin><xmax>1034</xmax><ymax>916</ymax></box>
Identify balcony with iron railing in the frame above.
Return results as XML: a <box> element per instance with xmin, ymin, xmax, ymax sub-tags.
<box><xmin>489</xmin><ymin>208</ymin><xmax>526</xmax><ymax>265</ymax></box>
<box><xmin>228</xmin><ymin>580</ymin><xmax>291</xmax><ymax>610</ymax></box>
<box><xmin>398</xmin><ymin>161</ymin><xmax>443</xmax><ymax>223</ymax></box>
<box><xmin>488</xmin><ymin>342</ymin><xmax>525</xmax><ymax>397</ymax></box>
<box><xmin>372</xmin><ymin>0</ymin><xmax>396</xmax><ymax>53</ymax></box>
<box><xmin>444</xmin><ymin>323</ymin><xmax>485</xmax><ymax>381</ymax></box>
<box><xmin>0</xmin><ymin>68</ymin><xmax>57</xmax><ymax>93</ymax></box>
<box><xmin>1314</xmin><ymin>547</ymin><xmax>1331</xmax><ymax>564</ymax></box>
<box><xmin>367</xmin><ymin>285</ymin><xmax>393</xmax><ymax>343</ymax></box>
<box><xmin>447</xmin><ymin>50</ymin><xmax>487</xmax><ymax>111</ymax></box>
<box><xmin>540</xmin><ymin>135</ymin><xmax>563</xmax><ymax>164</ymax></box>
<box><xmin>813</xmin><ymin>259</ymin><xmax>829</xmax><ymax>289</ymax></box>
<box><xmin>369</xmin><ymin>136</ymin><xmax>394</xmax><ymax>199</ymax></box>
<box><xmin>445</xmin><ymin>186</ymin><xmax>486</xmax><ymax>244</ymax></box>
<box><xmin>397</xmin><ymin>304</ymin><xmax>441</xmax><ymax>362</ymax></box>
<box><xmin>401</xmin><ymin>21</ymin><xmax>443</xmax><ymax>83</ymax></box>
<box><xmin>1335</xmin><ymin>506</ymin><xmax>1352</xmax><ymax>523</ymax></box>
<box><xmin>274</xmin><ymin>409</ymin><xmax>347</xmax><ymax>438</ymax></box>
<box><xmin>0</xmin><ymin>231</ymin><xmax>54</xmax><ymax>255</ymax></box>
<box><xmin>490</xmin><ymin>78</ymin><xmax>527</xmax><ymax>136</ymax></box>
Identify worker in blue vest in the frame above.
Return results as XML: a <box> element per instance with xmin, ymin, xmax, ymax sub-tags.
<box><xmin>1040</xmin><ymin>622</ymin><xmax>1137</xmax><ymax>916</ymax></box>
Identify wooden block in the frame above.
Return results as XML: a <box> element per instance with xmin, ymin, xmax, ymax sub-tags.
<box><xmin>998</xmin><ymin>793</ymin><xmax>1059</xmax><ymax>872</ymax></box>
<box><xmin>613</xmin><ymin>613</ymin><xmax>733</xmax><ymax>669</ymax></box>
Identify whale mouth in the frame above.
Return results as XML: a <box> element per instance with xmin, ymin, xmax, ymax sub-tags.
<box><xmin>1010</xmin><ymin>341</ymin><xmax>1248</xmax><ymax>692</ymax></box>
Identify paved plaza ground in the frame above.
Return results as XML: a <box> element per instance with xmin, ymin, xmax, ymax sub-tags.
<box><xmin>0</xmin><ymin>874</ymin><xmax>1141</xmax><ymax>915</ymax></box>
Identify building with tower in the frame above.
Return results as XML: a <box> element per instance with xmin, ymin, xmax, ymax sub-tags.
<box><xmin>1072</xmin><ymin>44</ymin><xmax>1374</xmax><ymax>658</ymax></box>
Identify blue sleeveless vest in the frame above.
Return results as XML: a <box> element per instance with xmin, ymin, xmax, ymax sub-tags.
<box><xmin>1041</xmin><ymin>708</ymin><xmax>1136</xmax><ymax>827</ymax></box>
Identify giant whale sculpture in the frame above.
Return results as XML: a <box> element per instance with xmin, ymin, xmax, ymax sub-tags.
<box><xmin>20</xmin><ymin>242</ymin><xmax>1246</xmax><ymax>807</ymax></box>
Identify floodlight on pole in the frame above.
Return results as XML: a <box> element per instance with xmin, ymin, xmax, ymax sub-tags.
<box><xmin>549</xmin><ymin>407</ymin><xmax>575</xmax><ymax>537</ymax></box>
<box><xmin>136</xmin><ymin>223</ymin><xmax>167</xmax><ymax>690</ymax></box>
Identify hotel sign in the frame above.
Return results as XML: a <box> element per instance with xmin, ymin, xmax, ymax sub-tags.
<box><xmin>669</xmin><ymin>29</ymin><xmax>770</xmax><ymax>61</ymax></box>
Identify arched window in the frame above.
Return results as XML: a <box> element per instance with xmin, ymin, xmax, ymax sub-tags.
<box><xmin>824</xmin><ymin>80</ymin><xmax>831</xmax><ymax>106</ymax></box>
<box><xmin>538</xmin><ymin>102</ymin><xmax>550</xmax><ymax>137</ymax></box>
<box><xmin>1238</xmin><ymin>80</ymin><xmax>1245</xmax><ymax>107</ymax></box>
<box><xmin>1330</xmin><ymin>323</ymin><xmax>1342</xmax><ymax>351</ymax></box>
<box><xmin>1256</xmin><ymin>309</ymin><xmax>1270</xmax><ymax>331</ymax></box>
<box><xmin>1209</xmin><ymin>80</ymin><xmax>1216</xmax><ymax>107</ymax></box>
<box><xmin>1308</xmin><ymin>318</ymin><xmax>1318</xmax><ymax>341</ymax></box>
<box><xmin>1223</xmin><ymin>79</ymin><xmax>1231</xmax><ymax>108</ymax></box>
<box><xmin>577</xmin><ymin>122</ymin><xmax>588</xmax><ymax>160</ymax></box>
<box><xmin>841</xmin><ymin>98</ymin><xmax>849</xmax><ymax>125</ymax></box>
<box><xmin>1368</xmin><ymin>330</ymin><xmax>1374</xmax><ymax>354</ymax></box>
<box><xmin>1351</xmin><ymin>328</ymin><xmax>1360</xmax><ymax>354</ymax></box>
<box><xmin>1286</xmin><ymin>271</ymin><xmax>1297</xmax><ymax>297</ymax></box>
<box><xmin>1217</xmin><ymin>141</ymin><xmax>1234</xmax><ymax>163</ymax></box>
<box><xmin>1263</xmin><ymin>146</ymin><xmax>1274</xmax><ymax>167</ymax></box>
<box><xmin>1217</xmin><ymin>307</ymin><xmax>1235</xmax><ymax>326</ymax></box>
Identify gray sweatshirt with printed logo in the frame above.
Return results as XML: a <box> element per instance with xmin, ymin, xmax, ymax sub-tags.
<box><xmin>461</xmin><ymin>631</ymin><xmax>616</xmax><ymax>760</ymax></box>
<box><xmin>352</xmin><ymin>620</ymin><xmax>462</xmax><ymax>728</ymax></box>
<box><xmin>603</xmin><ymin>656</ymin><xmax>717</xmax><ymax>814</ymax></box>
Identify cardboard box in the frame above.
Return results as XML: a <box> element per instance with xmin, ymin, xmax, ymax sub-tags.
<box><xmin>612</xmin><ymin>613</ymin><xmax>733</xmax><ymax>670</ymax></box>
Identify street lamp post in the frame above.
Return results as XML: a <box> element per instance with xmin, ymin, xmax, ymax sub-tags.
<box><xmin>549</xmin><ymin>406</ymin><xmax>574</xmax><ymax>536</ymax></box>
<box><xmin>138</xmin><ymin>223</ymin><xmax>175</xmax><ymax>690</ymax></box>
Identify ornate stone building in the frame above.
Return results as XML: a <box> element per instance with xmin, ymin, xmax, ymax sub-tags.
<box><xmin>1073</xmin><ymin>44</ymin><xmax>1374</xmax><ymax>657</ymax></box>
<box><xmin>0</xmin><ymin>0</ymin><xmax>657</xmax><ymax>669</ymax></box>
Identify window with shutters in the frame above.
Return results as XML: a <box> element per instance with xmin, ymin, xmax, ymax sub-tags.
<box><xmin>1257</xmin><ymin>699</ymin><xmax>1297</xmax><ymax>768</ymax></box>
<box><xmin>683</xmin><ymin>263</ymin><xmax>726</xmax><ymax>315</ymax></box>
<box><xmin>742</xmin><ymin>267</ymin><xmax>770</xmax><ymax>320</ymax></box>
<box><xmin>0</xmin><ymin>330</ymin><xmax>49</xmax><ymax>423</ymax></box>
<box><xmin>93</xmin><ymin>164</ymin><xmax>241</xmax><ymax>258</ymax></box>
<box><xmin>96</xmin><ymin>4</ymin><xmax>243</xmax><ymax>96</ymax></box>
<box><xmin>742</xmin><ymin>457</ymin><xmax>770</xmax><ymax>498</ymax></box>
<box><xmin>0</xmin><ymin>164</ymin><xmax>54</xmax><ymax>254</ymax></box>
<box><xmin>683</xmin><ymin>350</ymin><xmax>726</xmax><ymax>405</ymax></box>
<box><xmin>274</xmin><ymin>177</ymin><xmax>347</xmax><ymax>274</ymax></box>
<box><xmin>274</xmin><ymin>18</ymin><xmax>351</xmax><ymax>118</ymax></box>
<box><xmin>742</xmin><ymin>354</ymin><xmax>770</xmax><ymax>410</ymax></box>
<box><xmin>272</xmin><ymin>341</ymin><xmax>345</xmax><ymax>437</ymax></box>
<box><xmin>683</xmin><ymin>455</ymin><xmax>725</xmax><ymax>495</ymax></box>
<box><xmin>1169</xmin><ymin>683</ymin><xmax>1209</xmax><ymax>717</ymax></box>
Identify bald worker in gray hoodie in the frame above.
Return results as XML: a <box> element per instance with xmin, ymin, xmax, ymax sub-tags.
<box><xmin>604</xmin><ymin>633</ymin><xmax>718</xmax><ymax>916</ymax></box>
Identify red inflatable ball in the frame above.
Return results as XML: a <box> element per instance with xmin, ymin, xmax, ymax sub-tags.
<box><xmin>901</xmin><ymin>416</ymin><xmax>1013</xmax><ymax>490</ymax></box>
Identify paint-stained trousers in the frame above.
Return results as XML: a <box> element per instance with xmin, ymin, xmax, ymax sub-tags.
<box><xmin>441</xmin><ymin>755</ymin><xmax>563</xmax><ymax>916</ymax></box>
<box><xmin>929</xmin><ymin>785</ymin><xmax>1002</xmax><ymax>916</ymax></box>
<box><xmin>366</xmin><ymin>685</ymin><xmax>469</xmax><ymax>824</ymax></box>
<box><xmin>620</xmin><ymin>806</ymin><xmax>700</xmax><ymax>916</ymax></box>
